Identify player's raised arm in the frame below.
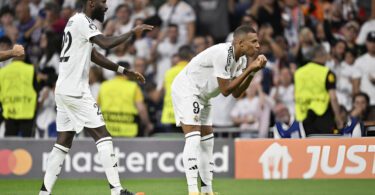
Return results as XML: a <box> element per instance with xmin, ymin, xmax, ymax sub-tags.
<box><xmin>91</xmin><ymin>48</ymin><xmax>145</xmax><ymax>83</ymax></box>
<box><xmin>90</xmin><ymin>24</ymin><xmax>153</xmax><ymax>49</ymax></box>
<box><xmin>0</xmin><ymin>44</ymin><xmax>24</xmax><ymax>62</ymax></box>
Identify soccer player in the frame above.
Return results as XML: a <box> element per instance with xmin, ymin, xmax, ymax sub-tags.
<box><xmin>0</xmin><ymin>44</ymin><xmax>24</xmax><ymax>62</ymax></box>
<box><xmin>39</xmin><ymin>0</ymin><xmax>152</xmax><ymax>195</ymax></box>
<box><xmin>171</xmin><ymin>25</ymin><xmax>267</xmax><ymax>195</ymax></box>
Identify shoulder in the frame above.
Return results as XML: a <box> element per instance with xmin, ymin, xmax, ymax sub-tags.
<box><xmin>178</xmin><ymin>1</ymin><xmax>193</xmax><ymax>9</ymax></box>
<box><xmin>214</xmin><ymin>43</ymin><xmax>233</xmax><ymax>57</ymax></box>
<box><xmin>354</xmin><ymin>54</ymin><xmax>368</xmax><ymax>67</ymax></box>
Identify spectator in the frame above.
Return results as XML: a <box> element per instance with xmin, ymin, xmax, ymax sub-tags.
<box><xmin>340</xmin><ymin>105</ymin><xmax>364</xmax><ymax>138</ymax></box>
<box><xmin>16</xmin><ymin>1</ymin><xmax>42</xmax><ymax>64</ymax></box>
<box><xmin>133</xmin><ymin>57</ymin><xmax>154</xmax><ymax>92</ymax></box>
<box><xmin>255</xmin><ymin>0</ymin><xmax>283</xmax><ymax>37</ymax></box>
<box><xmin>38</xmin><ymin>31</ymin><xmax>61</xmax><ymax>74</ymax></box>
<box><xmin>231</xmin><ymin>78</ymin><xmax>274</xmax><ymax>138</ymax></box>
<box><xmin>104</xmin><ymin>43</ymin><xmax>135</xmax><ymax>80</ymax></box>
<box><xmin>293</xmin><ymin>27</ymin><xmax>317</xmax><ymax>67</ymax></box>
<box><xmin>356</xmin><ymin>17</ymin><xmax>375</xmax><ymax>46</ymax></box>
<box><xmin>226</xmin><ymin>14</ymin><xmax>258</xmax><ymax>42</ymax></box>
<box><xmin>295</xmin><ymin>44</ymin><xmax>344</xmax><ymax>136</ymax></box>
<box><xmin>103</xmin><ymin>4</ymin><xmax>134</xmax><ymax>36</ymax></box>
<box><xmin>282</xmin><ymin>0</ymin><xmax>305</xmax><ymax>47</ymax></box>
<box><xmin>132</xmin><ymin>0</ymin><xmax>156</xmax><ymax>20</ymax></box>
<box><xmin>43</xmin><ymin>2</ymin><xmax>67</xmax><ymax>35</ymax></box>
<box><xmin>98</xmin><ymin>62</ymin><xmax>153</xmax><ymax>137</ymax></box>
<box><xmin>153</xmin><ymin>23</ymin><xmax>182</xmax><ymax>88</ymax></box>
<box><xmin>326</xmin><ymin>40</ymin><xmax>347</xmax><ymax>73</ymax></box>
<box><xmin>158</xmin><ymin>0</ymin><xmax>196</xmax><ymax>44</ymax></box>
<box><xmin>353</xmin><ymin>31</ymin><xmax>375</xmax><ymax>119</ymax></box>
<box><xmin>332</xmin><ymin>48</ymin><xmax>360</xmax><ymax>111</ymax></box>
<box><xmin>0</xmin><ymin>6</ymin><xmax>18</xmax><ymax>44</ymax></box>
<box><xmin>192</xmin><ymin>35</ymin><xmax>207</xmax><ymax>55</ymax></box>
<box><xmin>0</xmin><ymin>55</ymin><xmax>38</xmax><ymax>137</ymax></box>
<box><xmin>36</xmin><ymin>72</ymin><xmax>57</xmax><ymax>139</ymax></box>
<box><xmin>29</xmin><ymin>0</ymin><xmax>45</xmax><ymax>19</ymax></box>
<box><xmin>273</xmin><ymin>103</ymin><xmax>305</xmax><ymax>139</ymax></box>
<box><xmin>143</xmin><ymin>82</ymin><xmax>163</xmax><ymax>133</ymax></box>
<box><xmin>211</xmin><ymin>94</ymin><xmax>237</xmax><ymax>129</ymax></box>
<box><xmin>351</xmin><ymin>92</ymin><xmax>371</xmax><ymax>121</ymax></box>
<box><xmin>270</xmin><ymin>66</ymin><xmax>295</xmax><ymax>116</ymax></box>
<box><xmin>192</xmin><ymin>0</ymin><xmax>230</xmax><ymax>43</ymax></box>
<box><xmin>134</xmin><ymin>15</ymin><xmax>161</xmax><ymax>61</ymax></box>
<box><xmin>341</xmin><ymin>20</ymin><xmax>360</xmax><ymax>51</ymax></box>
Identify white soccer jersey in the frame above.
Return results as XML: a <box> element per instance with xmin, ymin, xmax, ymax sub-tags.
<box><xmin>173</xmin><ymin>42</ymin><xmax>247</xmax><ymax>100</ymax></box>
<box><xmin>55</xmin><ymin>13</ymin><xmax>102</xmax><ymax>96</ymax></box>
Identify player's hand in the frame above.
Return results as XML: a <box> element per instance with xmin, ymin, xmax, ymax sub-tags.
<box><xmin>249</xmin><ymin>54</ymin><xmax>267</xmax><ymax>73</ymax></box>
<box><xmin>126</xmin><ymin>70</ymin><xmax>146</xmax><ymax>84</ymax></box>
<box><xmin>11</xmin><ymin>44</ymin><xmax>25</xmax><ymax>57</ymax></box>
<box><xmin>131</xmin><ymin>24</ymin><xmax>154</xmax><ymax>37</ymax></box>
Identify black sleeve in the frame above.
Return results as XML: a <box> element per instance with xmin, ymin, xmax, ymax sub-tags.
<box><xmin>323</xmin><ymin>19</ymin><xmax>337</xmax><ymax>46</ymax></box>
<box><xmin>325</xmin><ymin>70</ymin><xmax>336</xmax><ymax>90</ymax></box>
<box><xmin>33</xmin><ymin>69</ymin><xmax>40</xmax><ymax>93</ymax></box>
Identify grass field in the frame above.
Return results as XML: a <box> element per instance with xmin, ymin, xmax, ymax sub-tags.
<box><xmin>0</xmin><ymin>178</ymin><xmax>374</xmax><ymax>195</ymax></box>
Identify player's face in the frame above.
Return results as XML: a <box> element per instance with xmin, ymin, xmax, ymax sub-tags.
<box><xmin>241</xmin><ymin>33</ymin><xmax>260</xmax><ymax>57</ymax></box>
<box><xmin>92</xmin><ymin>0</ymin><xmax>108</xmax><ymax>22</ymax></box>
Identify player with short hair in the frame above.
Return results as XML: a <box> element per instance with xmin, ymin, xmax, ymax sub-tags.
<box><xmin>39</xmin><ymin>0</ymin><xmax>152</xmax><ymax>195</ymax></box>
<box><xmin>171</xmin><ymin>25</ymin><xmax>267</xmax><ymax>195</ymax></box>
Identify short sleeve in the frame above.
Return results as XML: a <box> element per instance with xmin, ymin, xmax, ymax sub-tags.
<box><xmin>213</xmin><ymin>50</ymin><xmax>231</xmax><ymax>79</ymax></box>
<box><xmin>134</xmin><ymin>85</ymin><xmax>144</xmax><ymax>102</ymax></box>
<box><xmin>181</xmin><ymin>4</ymin><xmax>196</xmax><ymax>23</ymax></box>
<box><xmin>326</xmin><ymin>71</ymin><xmax>336</xmax><ymax>90</ymax></box>
<box><xmin>352</xmin><ymin>58</ymin><xmax>363</xmax><ymax>79</ymax></box>
<box><xmin>79</xmin><ymin>17</ymin><xmax>102</xmax><ymax>41</ymax></box>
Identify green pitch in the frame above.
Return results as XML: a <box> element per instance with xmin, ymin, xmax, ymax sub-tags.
<box><xmin>0</xmin><ymin>178</ymin><xmax>373</xmax><ymax>195</ymax></box>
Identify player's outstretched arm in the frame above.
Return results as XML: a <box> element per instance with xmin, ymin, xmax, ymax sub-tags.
<box><xmin>217</xmin><ymin>55</ymin><xmax>267</xmax><ymax>97</ymax></box>
<box><xmin>0</xmin><ymin>44</ymin><xmax>24</xmax><ymax>62</ymax></box>
<box><xmin>90</xmin><ymin>24</ymin><xmax>153</xmax><ymax>49</ymax></box>
<box><xmin>91</xmin><ymin>48</ymin><xmax>145</xmax><ymax>83</ymax></box>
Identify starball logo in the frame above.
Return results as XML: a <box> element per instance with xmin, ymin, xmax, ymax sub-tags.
<box><xmin>0</xmin><ymin>149</ymin><xmax>32</xmax><ymax>175</ymax></box>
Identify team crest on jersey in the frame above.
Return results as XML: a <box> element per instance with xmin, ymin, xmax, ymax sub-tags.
<box><xmin>194</xmin><ymin>115</ymin><xmax>199</xmax><ymax>122</ymax></box>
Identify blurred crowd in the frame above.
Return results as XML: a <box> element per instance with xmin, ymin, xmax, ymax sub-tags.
<box><xmin>0</xmin><ymin>0</ymin><xmax>375</xmax><ymax>139</ymax></box>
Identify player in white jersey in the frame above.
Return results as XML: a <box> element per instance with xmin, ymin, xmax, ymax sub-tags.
<box><xmin>171</xmin><ymin>25</ymin><xmax>267</xmax><ymax>195</ymax></box>
<box><xmin>39</xmin><ymin>1</ymin><xmax>152</xmax><ymax>195</ymax></box>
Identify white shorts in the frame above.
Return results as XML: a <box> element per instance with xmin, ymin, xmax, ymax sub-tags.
<box><xmin>171</xmin><ymin>79</ymin><xmax>212</xmax><ymax>127</ymax></box>
<box><xmin>55</xmin><ymin>92</ymin><xmax>105</xmax><ymax>133</ymax></box>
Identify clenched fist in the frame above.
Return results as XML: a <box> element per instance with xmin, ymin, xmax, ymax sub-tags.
<box><xmin>12</xmin><ymin>44</ymin><xmax>25</xmax><ymax>57</ymax></box>
<box><xmin>248</xmin><ymin>54</ymin><xmax>267</xmax><ymax>73</ymax></box>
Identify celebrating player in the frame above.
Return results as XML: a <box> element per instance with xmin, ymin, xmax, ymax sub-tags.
<box><xmin>171</xmin><ymin>25</ymin><xmax>267</xmax><ymax>195</ymax></box>
<box><xmin>39</xmin><ymin>0</ymin><xmax>152</xmax><ymax>195</ymax></box>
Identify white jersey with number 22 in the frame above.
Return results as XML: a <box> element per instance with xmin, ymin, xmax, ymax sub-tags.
<box><xmin>55</xmin><ymin>13</ymin><xmax>102</xmax><ymax>96</ymax></box>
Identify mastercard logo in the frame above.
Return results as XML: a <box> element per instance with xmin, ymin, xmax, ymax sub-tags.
<box><xmin>0</xmin><ymin>149</ymin><xmax>32</xmax><ymax>175</ymax></box>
